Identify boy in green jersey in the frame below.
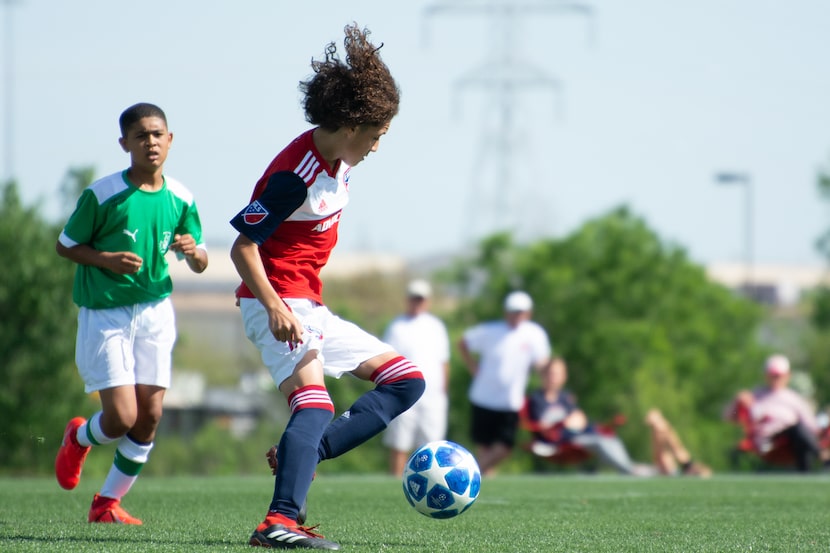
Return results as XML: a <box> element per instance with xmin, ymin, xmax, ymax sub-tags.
<box><xmin>54</xmin><ymin>102</ymin><xmax>208</xmax><ymax>524</ymax></box>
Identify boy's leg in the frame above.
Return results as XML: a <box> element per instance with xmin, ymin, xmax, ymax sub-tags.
<box><xmin>268</xmin><ymin>386</ymin><xmax>333</xmax><ymax>520</ymax></box>
<box><xmin>317</xmin><ymin>355</ymin><xmax>424</xmax><ymax>461</ymax></box>
<box><xmin>251</xmin><ymin>380</ymin><xmax>342</xmax><ymax>550</ymax></box>
<box><xmin>55</xmin><ymin>417</ymin><xmax>93</xmax><ymax>490</ymax></box>
<box><xmin>58</xmin><ymin>306</ymin><xmax>137</xmax><ymax>490</ymax></box>
<box><xmin>98</xmin><ymin>385</ymin><xmax>161</xmax><ymax>499</ymax></box>
<box><xmin>55</xmin><ymin>398</ymin><xmax>129</xmax><ymax>491</ymax></box>
<box><xmin>90</xmin><ymin>385</ymin><xmax>162</xmax><ymax>525</ymax></box>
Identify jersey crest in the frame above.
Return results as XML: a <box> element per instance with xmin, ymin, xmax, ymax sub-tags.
<box><xmin>242</xmin><ymin>201</ymin><xmax>269</xmax><ymax>224</ymax></box>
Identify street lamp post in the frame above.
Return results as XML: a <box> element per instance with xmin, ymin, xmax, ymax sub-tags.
<box><xmin>715</xmin><ymin>171</ymin><xmax>753</xmax><ymax>296</ymax></box>
<box><xmin>2</xmin><ymin>0</ymin><xmax>21</xmax><ymax>182</ymax></box>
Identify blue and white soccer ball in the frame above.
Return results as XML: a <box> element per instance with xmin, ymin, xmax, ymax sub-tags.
<box><xmin>402</xmin><ymin>440</ymin><xmax>481</xmax><ymax>519</ymax></box>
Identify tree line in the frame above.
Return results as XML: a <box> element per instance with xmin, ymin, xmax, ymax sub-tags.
<box><xmin>2</xmin><ymin>163</ymin><xmax>828</xmax><ymax>474</ymax></box>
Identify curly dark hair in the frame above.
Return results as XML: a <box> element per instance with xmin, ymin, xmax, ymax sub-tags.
<box><xmin>300</xmin><ymin>23</ymin><xmax>400</xmax><ymax>131</ymax></box>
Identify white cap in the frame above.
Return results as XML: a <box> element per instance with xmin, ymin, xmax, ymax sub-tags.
<box><xmin>407</xmin><ymin>279</ymin><xmax>432</xmax><ymax>299</ymax></box>
<box><xmin>765</xmin><ymin>354</ymin><xmax>790</xmax><ymax>376</ymax></box>
<box><xmin>504</xmin><ymin>291</ymin><xmax>533</xmax><ymax>312</ymax></box>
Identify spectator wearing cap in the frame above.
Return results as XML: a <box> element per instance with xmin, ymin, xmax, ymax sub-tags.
<box><xmin>458</xmin><ymin>291</ymin><xmax>552</xmax><ymax>475</ymax></box>
<box><xmin>381</xmin><ymin>280</ymin><xmax>451</xmax><ymax>476</ymax></box>
<box><xmin>724</xmin><ymin>354</ymin><xmax>822</xmax><ymax>471</ymax></box>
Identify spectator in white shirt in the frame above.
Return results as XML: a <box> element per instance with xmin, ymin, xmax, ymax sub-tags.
<box><xmin>459</xmin><ymin>291</ymin><xmax>551</xmax><ymax>475</ymax></box>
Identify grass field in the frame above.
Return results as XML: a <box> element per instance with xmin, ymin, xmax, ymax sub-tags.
<box><xmin>2</xmin><ymin>473</ymin><xmax>830</xmax><ymax>552</ymax></box>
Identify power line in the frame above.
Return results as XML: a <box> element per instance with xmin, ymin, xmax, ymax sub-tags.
<box><xmin>423</xmin><ymin>0</ymin><xmax>593</xmax><ymax>242</ymax></box>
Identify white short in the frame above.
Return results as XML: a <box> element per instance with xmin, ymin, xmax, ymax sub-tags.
<box><xmin>239</xmin><ymin>297</ymin><xmax>392</xmax><ymax>386</ymax></box>
<box><xmin>382</xmin><ymin>393</ymin><xmax>448</xmax><ymax>451</ymax></box>
<box><xmin>75</xmin><ymin>298</ymin><xmax>176</xmax><ymax>393</ymax></box>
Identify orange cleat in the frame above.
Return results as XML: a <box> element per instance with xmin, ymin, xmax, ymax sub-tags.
<box><xmin>88</xmin><ymin>493</ymin><xmax>143</xmax><ymax>525</ymax></box>
<box><xmin>55</xmin><ymin>417</ymin><xmax>91</xmax><ymax>490</ymax></box>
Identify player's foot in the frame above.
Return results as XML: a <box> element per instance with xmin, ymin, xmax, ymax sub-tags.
<box><xmin>88</xmin><ymin>493</ymin><xmax>143</xmax><ymax>525</ymax></box>
<box><xmin>530</xmin><ymin>440</ymin><xmax>558</xmax><ymax>458</ymax></box>
<box><xmin>250</xmin><ymin>513</ymin><xmax>340</xmax><ymax>550</ymax></box>
<box><xmin>266</xmin><ymin>446</ymin><xmax>309</xmax><ymax>525</ymax></box>
<box><xmin>55</xmin><ymin>417</ymin><xmax>91</xmax><ymax>490</ymax></box>
<box><xmin>682</xmin><ymin>461</ymin><xmax>712</xmax><ymax>478</ymax></box>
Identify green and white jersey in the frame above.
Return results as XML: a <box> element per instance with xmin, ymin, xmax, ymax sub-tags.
<box><xmin>59</xmin><ymin>170</ymin><xmax>205</xmax><ymax>309</ymax></box>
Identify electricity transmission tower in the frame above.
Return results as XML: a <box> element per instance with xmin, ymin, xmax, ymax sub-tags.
<box><xmin>423</xmin><ymin>0</ymin><xmax>593</xmax><ymax>242</ymax></box>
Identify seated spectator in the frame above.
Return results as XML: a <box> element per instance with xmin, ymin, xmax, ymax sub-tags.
<box><xmin>724</xmin><ymin>354</ymin><xmax>824</xmax><ymax>472</ymax></box>
<box><xmin>523</xmin><ymin>357</ymin><xmax>710</xmax><ymax>476</ymax></box>
<box><xmin>522</xmin><ymin>357</ymin><xmax>634</xmax><ymax>473</ymax></box>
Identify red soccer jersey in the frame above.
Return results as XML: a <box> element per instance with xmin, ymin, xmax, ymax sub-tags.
<box><xmin>231</xmin><ymin>129</ymin><xmax>351</xmax><ymax>304</ymax></box>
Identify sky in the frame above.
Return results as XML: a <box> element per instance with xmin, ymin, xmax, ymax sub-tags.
<box><xmin>3</xmin><ymin>0</ymin><xmax>830</xmax><ymax>268</ymax></box>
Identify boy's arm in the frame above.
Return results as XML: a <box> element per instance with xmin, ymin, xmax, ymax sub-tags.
<box><xmin>230</xmin><ymin>234</ymin><xmax>303</xmax><ymax>347</ymax></box>
<box><xmin>55</xmin><ymin>240</ymin><xmax>143</xmax><ymax>275</ymax></box>
<box><xmin>169</xmin><ymin>233</ymin><xmax>208</xmax><ymax>273</ymax></box>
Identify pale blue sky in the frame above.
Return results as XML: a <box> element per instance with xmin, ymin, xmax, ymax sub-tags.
<box><xmin>4</xmin><ymin>0</ymin><xmax>830</xmax><ymax>266</ymax></box>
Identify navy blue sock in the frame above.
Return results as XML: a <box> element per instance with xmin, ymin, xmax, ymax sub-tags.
<box><xmin>270</xmin><ymin>407</ymin><xmax>333</xmax><ymax>518</ymax></box>
<box><xmin>318</xmin><ymin>376</ymin><xmax>425</xmax><ymax>461</ymax></box>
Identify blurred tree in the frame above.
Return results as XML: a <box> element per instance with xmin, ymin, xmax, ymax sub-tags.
<box><xmin>804</xmin><ymin>157</ymin><xmax>830</xmax><ymax>407</ymax></box>
<box><xmin>446</xmin><ymin>206</ymin><xmax>765</xmax><ymax>469</ymax></box>
<box><xmin>0</xmin><ymin>178</ymin><xmax>90</xmax><ymax>473</ymax></box>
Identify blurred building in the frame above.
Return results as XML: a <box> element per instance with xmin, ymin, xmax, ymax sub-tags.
<box><xmin>706</xmin><ymin>262</ymin><xmax>830</xmax><ymax>307</ymax></box>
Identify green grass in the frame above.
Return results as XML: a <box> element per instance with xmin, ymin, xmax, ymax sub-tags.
<box><xmin>2</xmin><ymin>474</ymin><xmax>830</xmax><ymax>552</ymax></box>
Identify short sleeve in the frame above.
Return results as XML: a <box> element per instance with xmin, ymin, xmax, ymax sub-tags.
<box><xmin>230</xmin><ymin>171</ymin><xmax>307</xmax><ymax>245</ymax></box>
<box><xmin>60</xmin><ymin>189</ymin><xmax>99</xmax><ymax>246</ymax></box>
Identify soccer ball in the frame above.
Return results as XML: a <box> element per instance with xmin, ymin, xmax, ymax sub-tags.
<box><xmin>402</xmin><ymin>440</ymin><xmax>481</xmax><ymax>519</ymax></box>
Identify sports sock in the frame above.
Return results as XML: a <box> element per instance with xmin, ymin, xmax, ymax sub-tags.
<box><xmin>318</xmin><ymin>356</ymin><xmax>424</xmax><ymax>461</ymax></box>
<box><xmin>99</xmin><ymin>434</ymin><xmax>153</xmax><ymax>500</ymax></box>
<box><xmin>77</xmin><ymin>411</ymin><xmax>118</xmax><ymax>447</ymax></box>
<box><xmin>270</xmin><ymin>386</ymin><xmax>334</xmax><ymax>520</ymax></box>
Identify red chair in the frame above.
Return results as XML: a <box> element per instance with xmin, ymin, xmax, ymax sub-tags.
<box><xmin>518</xmin><ymin>401</ymin><xmax>626</xmax><ymax>467</ymax></box>
<box><xmin>731</xmin><ymin>403</ymin><xmax>830</xmax><ymax>468</ymax></box>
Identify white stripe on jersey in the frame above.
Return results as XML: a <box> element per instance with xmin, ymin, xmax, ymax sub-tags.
<box><xmin>165</xmin><ymin>176</ymin><xmax>195</xmax><ymax>205</ymax></box>
<box><xmin>89</xmin><ymin>173</ymin><xmax>129</xmax><ymax>204</ymax></box>
<box><xmin>295</xmin><ymin>151</ymin><xmax>321</xmax><ymax>183</ymax></box>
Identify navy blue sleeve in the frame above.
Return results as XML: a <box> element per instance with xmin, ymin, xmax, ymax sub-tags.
<box><xmin>230</xmin><ymin>171</ymin><xmax>307</xmax><ymax>245</ymax></box>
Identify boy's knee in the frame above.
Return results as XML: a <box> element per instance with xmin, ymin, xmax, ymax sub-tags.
<box><xmin>388</xmin><ymin>375</ymin><xmax>425</xmax><ymax>411</ymax></box>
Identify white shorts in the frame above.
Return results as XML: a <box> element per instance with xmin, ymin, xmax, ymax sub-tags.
<box><xmin>383</xmin><ymin>393</ymin><xmax>448</xmax><ymax>451</ymax></box>
<box><xmin>76</xmin><ymin>298</ymin><xmax>176</xmax><ymax>393</ymax></box>
<box><xmin>239</xmin><ymin>297</ymin><xmax>392</xmax><ymax>386</ymax></box>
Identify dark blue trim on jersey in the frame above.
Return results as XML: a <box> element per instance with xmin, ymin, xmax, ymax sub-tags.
<box><xmin>230</xmin><ymin>171</ymin><xmax>308</xmax><ymax>245</ymax></box>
